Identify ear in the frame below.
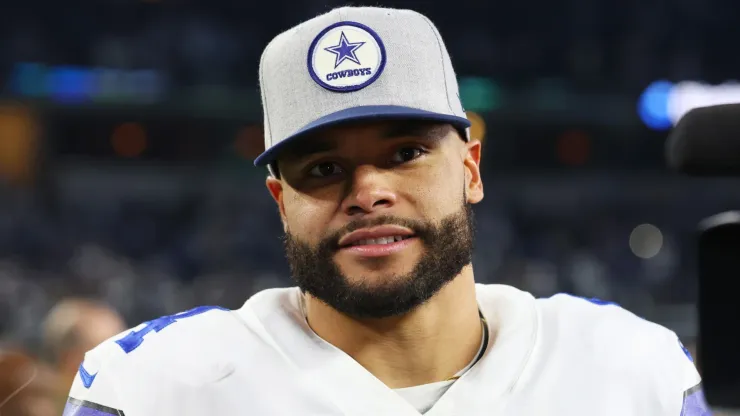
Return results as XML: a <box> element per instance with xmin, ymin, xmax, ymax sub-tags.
<box><xmin>265</xmin><ymin>176</ymin><xmax>288</xmax><ymax>231</ymax></box>
<box><xmin>463</xmin><ymin>139</ymin><xmax>483</xmax><ymax>204</ymax></box>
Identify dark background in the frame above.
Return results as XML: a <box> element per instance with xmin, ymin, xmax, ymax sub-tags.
<box><xmin>2</xmin><ymin>0</ymin><xmax>740</xmax><ymax>363</ymax></box>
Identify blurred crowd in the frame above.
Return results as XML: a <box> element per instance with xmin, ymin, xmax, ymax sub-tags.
<box><xmin>2</xmin><ymin>0</ymin><xmax>739</xmax><ymax>91</ymax></box>
<box><xmin>0</xmin><ymin>298</ymin><xmax>126</xmax><ymax>414</ymax></box>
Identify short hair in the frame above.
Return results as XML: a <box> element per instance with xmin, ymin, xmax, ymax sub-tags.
<box><xmin>40</xmin><ymin>298</ymin><xmax>108</xmax><ymax>364</ymax></box>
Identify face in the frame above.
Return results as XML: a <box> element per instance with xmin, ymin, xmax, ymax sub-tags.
<box><xmin>266</xmin><ymin>120</ymin><xmax>484</xmax><ymax>319</ymax></box>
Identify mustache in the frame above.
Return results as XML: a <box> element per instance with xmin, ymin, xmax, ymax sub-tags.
<box><xmin>323</xmin><ymin>215</ymin><xmax>432</xmax><ymax>250</ymax></box>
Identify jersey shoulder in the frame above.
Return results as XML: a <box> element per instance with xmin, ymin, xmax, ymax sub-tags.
<box><xmin>85</xmin><ymin>305</ymin><xmax>240</xmax><ymax>381</ymax></box>
<box><xmin>65</xmin><ymin>305</ymin><xmax>239</xmax><ymax>414</ymax></box>
<box><xmin>534</xmin><ymin>294</ymin><xmax>703</xmax><ymax>411</ymax></box>
<box><xmin>536</xmin><ymin>294</ymin><xmax>694</xmax><ymax>367</ymax></box>
<box><xmin>537</xmin><ymin>294</ymin><xmax>663</xmax><ymax>339</ymax></box>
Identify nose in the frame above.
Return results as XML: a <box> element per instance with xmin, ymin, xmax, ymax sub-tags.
<box><xmin>340</xmin><ymin>165</ymin><xmax>398</xmax><ymax>217</ymax></box>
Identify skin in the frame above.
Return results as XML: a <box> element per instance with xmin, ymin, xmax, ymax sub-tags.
<box><xmin>42</xmin><ymin>299</ymin><xmax>127</xmax><ymax>402</ymax></box>
<box><xmin>0</xmin><ymin>351</ymin><xmax>59</xmax><ymax>416</ymax></box>
<box><xmin>266</xmin><ymin>120</ymin><xmax>485</xmax><ymax>388</ymax></box>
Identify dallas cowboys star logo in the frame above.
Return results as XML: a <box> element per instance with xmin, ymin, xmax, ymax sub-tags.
<box><xmin>324</xmin><ymin>32</ymin><xmax>365</xmax><ymax>69</ymax></box>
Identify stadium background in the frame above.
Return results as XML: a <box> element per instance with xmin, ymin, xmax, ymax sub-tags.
<box><xmin>1</xmin><ymin>0</ymin><xmax>740</xmax><ymax>412</ymax></box>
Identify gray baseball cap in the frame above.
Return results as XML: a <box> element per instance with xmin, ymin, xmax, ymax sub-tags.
<box><xmin>254</xmin><ymin>6</ymin><xmax>471</xmax><ymax>167</ymax></box>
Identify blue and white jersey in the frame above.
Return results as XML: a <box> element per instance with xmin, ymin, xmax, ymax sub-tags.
<box><xmin>64</xmin><ymin>284</ymin><xmax>710</xmax><ymax>416</ymax></box>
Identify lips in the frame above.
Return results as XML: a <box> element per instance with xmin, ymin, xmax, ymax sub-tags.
<box><xmin>338</xmin><ymin>225</ymin><xmax>415</xmax><ymax>248</ymax></box>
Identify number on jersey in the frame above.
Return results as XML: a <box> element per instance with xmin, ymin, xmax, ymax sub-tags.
<box><xmin>115</xmin><ymin>306</ymin><xmax>227</xmax><ymax>354</ymax></box>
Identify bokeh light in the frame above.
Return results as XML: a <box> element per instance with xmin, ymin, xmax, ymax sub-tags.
<box><xmin>556</xmin><ymin>129</ymin><xmax>591</xmax><ymax>166</ymax></box>
<box><xmin>111</xmin><ymin>123</ymin><xmax>147</xmax><ymax>158</ymax></box>
<box><xmin>629</xmin><ymin>224</ymin><xmax>664</xmax><ymax>259</ymax></box>
<box><xmin>466</xmin><ymin>111</ymin><xmax>487</xmax><ymax>144</ymax></box>
<box><xmin>234</xmin><ymin>125</ymin><xmax>264</xmax><ymax>160</ymax></box>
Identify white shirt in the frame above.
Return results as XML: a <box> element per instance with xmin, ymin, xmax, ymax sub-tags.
<box><xmin>394</xmin><ymin>316</ymin><xmax>487</xmax><ymax>413</ymax></box>
<box><xmin>64</xmin><ymin>284</ymin><xmax>709</xmax><ymax>416</ymax></box>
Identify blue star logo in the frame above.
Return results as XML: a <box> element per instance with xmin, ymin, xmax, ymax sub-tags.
<box><xmin>324</xmin><ymin>32</ymin><xmax>365</xmax><ymax>69</ymax></box>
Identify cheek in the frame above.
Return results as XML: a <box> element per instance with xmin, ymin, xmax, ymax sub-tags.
<box><xmin>282</xmin><ymin>191</ymin><xmax>334</xmax><ymax>241</ymax></box>
<box><xmin>400</xmin><ymin>157</ymin><xmax>462</xmax><ymax>218</ymax></box>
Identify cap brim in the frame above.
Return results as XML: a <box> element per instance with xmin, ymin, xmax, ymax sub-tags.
<box><xmin>254</xmin><ymin>105</ymin><xmax>471</xmax><ymax>167</ymax></box>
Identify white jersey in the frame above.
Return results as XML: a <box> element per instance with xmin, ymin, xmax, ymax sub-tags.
<box><xmin>64</xmin><ymin>284</ymin><xmax>709</xmax><ymax>416</ymax></box>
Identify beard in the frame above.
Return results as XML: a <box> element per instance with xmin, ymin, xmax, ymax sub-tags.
<box><xmin>283</xmin><ymin>203</ymin><xmax>475</xmax><ymax>319</ymax></box>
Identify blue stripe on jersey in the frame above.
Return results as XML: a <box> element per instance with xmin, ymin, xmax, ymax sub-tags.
<box><xmin>681</xmin><ymin>384</ymin><xmax>712</xmax><ymax>416</ymax></box>
<box><xmin>678</xmin><ymin>338</ymin><xmax>694</xmax><ymax>362</ymax></box>
<box><xmin>63</xmin><ymin>397</ymin><xmax>124</xmax><ymax>416</ymax></box>
<box><xmin>542</xmin><ymin>293</ymin><xmax>620</xmax><ymax>307</ymax></box>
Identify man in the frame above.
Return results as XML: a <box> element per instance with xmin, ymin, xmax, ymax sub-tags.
<box><xmin>64</xmin><ymin>6</ymin><xmax>710</xmax><ymax>415</ymax></box>
<box><xmin>41</xmin><ymin>298</ymin><xmax>126</xmax><ymax>410</ymax></box>
<box><xmin>0</xmin><ymin>349</ymin><xmax>58</xmax><ymax>416</ymax></box>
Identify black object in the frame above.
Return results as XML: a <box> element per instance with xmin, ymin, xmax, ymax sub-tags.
<box><xmin>666</xmin><ymin>104</ymin><xmax>740</xmax><ymax>176</ymax></box>
<box><xmin>697</xmin><ymin>211</ymin><xmax>740</xmax><ymax>408</ymax></box>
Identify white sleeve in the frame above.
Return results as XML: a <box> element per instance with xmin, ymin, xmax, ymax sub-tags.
<box><xmin>647</xmin><ymin>326</ymin><xmax>711</xmax><ymax>416</ymax></box>
<box><xmin>62</xmin><ymin>306</ymin><xmax>238</xmax><ymax>416</ymax></box>
<box><xmin>61</xmin><ymin>340</ymin><xmax>229</xmax><ymax>416</ymax></box>
<box><xmin>62</xmin><ymin>346</ymin><xmax>128</xmax><ymax>415</ymax></box>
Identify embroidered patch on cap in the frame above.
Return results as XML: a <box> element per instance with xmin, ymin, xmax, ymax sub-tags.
<box><xmin>307</xmin><ymin>21</ymin><xmax>386</xmax><ymax>92</ymax></box>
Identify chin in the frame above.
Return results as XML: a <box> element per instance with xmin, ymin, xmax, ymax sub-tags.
<box><xmin>337</xmin><ymin>261</ymin><xmax>416</xmax><ymax>285</ymax></box>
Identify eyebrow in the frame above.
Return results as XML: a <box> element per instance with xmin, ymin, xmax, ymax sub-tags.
<box><xmin>381</xmin><ymin>122</ymin><xmax>450</xmax><ymax>142</ymax></box>
<box><xmin>283</xmin><ymin>122</ymin><xmax>451</xmax><ymax>161</ymax></box>
<box><xmin>284</xmin><ymin>139</ymin><xmax>334</xmax><ymax>160</ymax></box>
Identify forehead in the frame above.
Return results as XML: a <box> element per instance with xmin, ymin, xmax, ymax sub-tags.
<box><xmin>278</xmin><ymin>120</ymin><xmax>457</xmax><ymax>161</ymax></box>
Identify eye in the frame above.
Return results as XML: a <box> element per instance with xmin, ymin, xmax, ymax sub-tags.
<box><xmin>391</xmin><ymin>147</ymin><xmax>426</xmax><ymax>164</ymax></box>
<box><xmin>308</xmin><ymin>161</ymin><xmax>344</xmax><ymax>177</ymax></box>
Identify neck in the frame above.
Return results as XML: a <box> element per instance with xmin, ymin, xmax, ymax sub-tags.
<box><xmin>304</xmin><ymin>265</ymin><xmax>482</xmax><ymax>389</ymax></box>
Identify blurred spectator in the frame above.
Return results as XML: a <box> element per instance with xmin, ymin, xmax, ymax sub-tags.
<box><xmin>0</xmin><ymin>349</ymin><xmax>57</xmax><ymax>416</ymax></box>
<box><xmin>40</xmin><ymin>298</ymin><xmax>126</xmax><ymax>401</ymax></box>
